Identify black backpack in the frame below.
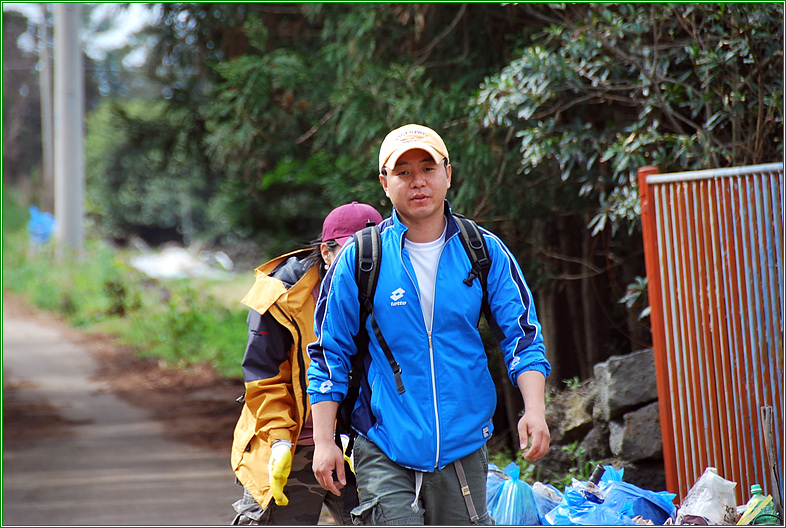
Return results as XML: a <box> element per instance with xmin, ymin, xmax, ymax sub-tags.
<box><xmin>334</xmin><ymin>214</ymin><xmax>505</xmax><ymax>453</ymax></box>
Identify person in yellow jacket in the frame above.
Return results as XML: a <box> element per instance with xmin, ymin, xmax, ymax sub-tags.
<box><xmin>231</xmin><ymin>202</ymin><xmax>383</xmax><ymax>525</ymax></box>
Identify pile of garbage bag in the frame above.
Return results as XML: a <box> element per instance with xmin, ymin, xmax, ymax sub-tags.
<box><xmin>486</xmin><ymin>463</ymin><xmax>781</xmax><ymax>525</ymax></box>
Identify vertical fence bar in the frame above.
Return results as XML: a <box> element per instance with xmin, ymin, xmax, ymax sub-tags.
<box><xmin>731</xmin><ymin>176</ymin><xmax>763</xmax><ymax>492</ymax></box>
<box><xmin>739</xmin><ymin>178</ymin><xmax>768</xmax><ymax>491</ymax></box>
<box><xmin>638</xmin><ymin>165</ymin><xmax>680</xmax><ymax>496</ymax></box>
<box><xmin>679</xmin><ymin>182</ymin><xmax>706</xmax><ymax>484</ymax></box>
<box><xmin>640</xmin><ymin>163</ymin><xmax>784</xmax><ymax>504</ymax></box>
<box><xmin>697</xmin><ymin>179</ymin><xmax>728</xmax><ymax>481</ymax></box>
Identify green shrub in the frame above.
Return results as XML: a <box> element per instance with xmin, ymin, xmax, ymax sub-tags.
<box><xmin>2</xmin><ymin>186</ymin><xmax>28</xmax><ymax>232</ymax></box>
<box><xmin>116</xmin><ymin>282</ymin><xmax>247</xmax><ymax>377</ymax></box>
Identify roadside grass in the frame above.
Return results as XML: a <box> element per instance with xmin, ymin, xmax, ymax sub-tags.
<box><xmin>189</xmin><ymin>273</ymin><xmax>255</xmax><ymax>309</ymax></box>
<box><xmin>2</xmin><ymin>188</ymin><xmax>248</xmax><ymax>379</ymax></box>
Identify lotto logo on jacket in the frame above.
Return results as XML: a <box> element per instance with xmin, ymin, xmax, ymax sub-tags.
<box><xmin>390</xmin><ymin>288</ymin><xmax>406</xmax><ymax>305</ymax></box>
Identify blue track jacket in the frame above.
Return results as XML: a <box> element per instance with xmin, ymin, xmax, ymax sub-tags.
<box><xmin>307</xmin><ymin>201</ymin><xmax>550</xmax><ymax>471</ymax></box>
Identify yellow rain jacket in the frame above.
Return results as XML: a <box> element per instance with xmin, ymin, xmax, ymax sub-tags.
<box><xmin>230</xmin><ymin>249</ymin><xmax>319</xmax><ymax>510</ymax></box>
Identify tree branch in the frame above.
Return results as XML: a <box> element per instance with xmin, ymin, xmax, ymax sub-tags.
<box><xmin>407</xmin><ymin>4</ymin><xmax>467</xmax><ymax>75</ymax></box>
<box><xmin>536</xmin><ymin>248</ymin><xmax>604</xmax><ymax>275</ymax></box>
<box><xmin>296</xmin><ymin>107</ymin><xmax>337</xmax><ymax>145</ymax></box>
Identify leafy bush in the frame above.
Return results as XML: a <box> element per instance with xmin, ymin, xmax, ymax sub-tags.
<box><xmin>85</xmin><ymin>97</ymin><xmax>227</xmax><ymax>245</ymax></box>
<box><xmin>115</xmin><ymin>282</ymin><xmax>247</xmax><ymax>377</ymax></box>
<box><xmin>489</xmin><ymin>446</ymin><xmax>541</xmax><ymax>484</ymax></box>
<box><xmin>475</xmin><ymin>3</ymin><xmax>783</xmax><ymax>237</ymax></box>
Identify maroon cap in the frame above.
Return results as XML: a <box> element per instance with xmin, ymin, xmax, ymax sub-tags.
<box><xmin>321</xmin><ymin>202</ymin><xmax>383</xmax><ymax>246</ymax></box>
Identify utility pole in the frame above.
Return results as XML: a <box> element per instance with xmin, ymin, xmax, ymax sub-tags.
<box><xmin>53</xmin><ymin>3</ymin><xmax>84</xmax><ymax>258</ymax></box>
<box><xmin>39</xmin><ymin>3</ymin><xmax>54</xmax><ymax>214</ymax></box>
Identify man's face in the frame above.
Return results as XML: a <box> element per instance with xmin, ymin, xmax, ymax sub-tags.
<box><xmin>379</xmin><ymin>148</ymin><xmax>451</xmax><ymax>227</ymax></box>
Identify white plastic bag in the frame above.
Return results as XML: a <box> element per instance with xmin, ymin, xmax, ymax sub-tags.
<box><xmin>675</xmin><ymin>467</ymin><xmax>738</xmax><ymax>525</ymax></box>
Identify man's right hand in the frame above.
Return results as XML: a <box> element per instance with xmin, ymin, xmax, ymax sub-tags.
<box><xmin>310</xmin><ymin>400</ymin><xmax>345</xmax><ymax>496</ymax></box>
<box><xmin>312</xmin><ymin>441</ymin><xmax>346</xmax><ymax>496</ymax></box>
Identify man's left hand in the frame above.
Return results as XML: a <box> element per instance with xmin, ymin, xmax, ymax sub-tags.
<box><xmin>518</xmin><ymin>411</ymin><xmax>550</xmax><ymax>460</ymax></box>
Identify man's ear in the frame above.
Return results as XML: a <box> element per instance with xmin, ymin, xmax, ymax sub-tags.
<box><xmin>379</xmin><ymin>173</ymin><xmax>389</xmax><ymax>196</ymax></box>
<box><xmin>445</xmin><ymin>163</ymin><xmax>452</xmax><ymax>189</ymax></box>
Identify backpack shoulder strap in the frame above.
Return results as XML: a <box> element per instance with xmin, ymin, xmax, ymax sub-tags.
<box><xmin>334</xmin><ymin>225</ymin><xmax>382</xmax><ymax>451</ymax></box>
<box><xmin>353</xmin><ymin>225</ymin><xmax>405</xmax><ymax>395</ymax></box>
<box><xmin>453</xmin><ymin>214</ymin><xmax>491</xmax><ymax>288</ymax></box>
<box><xmin>453</xmin><ymin>214</ymin><xmax>506</xmax><ymax>342</ymax></box>
<box><xmin>355</xmin><ymin>225</ymin><xmax>381</xmax><ymax>323</ymax></box>
<box><xmin>336</xmin><ymin>223</ymin><xmax>407</xmax><ymax>453</ymax></box>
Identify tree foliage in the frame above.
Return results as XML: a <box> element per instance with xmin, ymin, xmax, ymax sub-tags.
<box><xmin>85</xmin><ymin>98</ymin><xmax>225</xmax><ymax>243</ymax></box>
<box><xmin>79</xmin><ymin>3</ymin><xmax>783</xmax><ymax>378</ymax></box>
<box><xmin>73</xmin><ymin>8</ymin><xmax>786</xmax><ymax>356</ymax></box>
<box><xmin>466</xmin><ymin>3</ymin><xmax>782</xmax><ymax>381</ymax></box>
<box><xmin>475</xmin><ymin>3</ymin><xmax>783</xmax><ymax>237</ymax></box>
<box><xmin>107</xmin><ymin>3</ymin><xmax>539</xmax><ymax>254</ymax></box>
<box><xmin>3</xmin><ymin>10</ymin><xmax>43</xmax><ymax>188</ymax></box>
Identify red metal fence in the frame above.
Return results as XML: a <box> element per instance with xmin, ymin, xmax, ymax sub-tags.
<box><xmin>639</xmin><ymin>163</ymin><xmax>783</xmax><ymax>504</ymax></box>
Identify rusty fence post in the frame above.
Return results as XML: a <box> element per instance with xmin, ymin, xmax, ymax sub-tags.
<box><xmin>638</xmin><ymin>165</ymin><xmax>680</xmax><ymax>497</ymax></box>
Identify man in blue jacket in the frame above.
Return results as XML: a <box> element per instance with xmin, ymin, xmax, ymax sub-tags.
<box><xmin>307</xmin><ymin>123</ymin><xmax>551</xmax><ymax>525</ymax></box>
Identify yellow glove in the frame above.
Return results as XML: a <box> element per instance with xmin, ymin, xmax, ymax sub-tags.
<box><xmin>343</xmin><ymin>452</ymin><xmax>354</xmax><ymax>474</ymax></box>
<box><xmin>269</xmin><ymin>441</ymin><xmax>293</xmax><ymax>506</ymax></box>
<box><xmin>340</xmin><ymin>434</ymin><xmax>355</xmax><ymax>474</ymax></box>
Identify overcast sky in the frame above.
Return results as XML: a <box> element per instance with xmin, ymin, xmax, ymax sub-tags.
<box><xmin>3</xmin><ymin>2</ymin><xmax>159</xmax><ymax>67</ymax></box>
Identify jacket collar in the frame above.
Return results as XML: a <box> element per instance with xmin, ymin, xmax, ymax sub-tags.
<box><xmin>240</xmin><ymin>248</ymin><xmax>319</xmax><ymax>316</ymax></box>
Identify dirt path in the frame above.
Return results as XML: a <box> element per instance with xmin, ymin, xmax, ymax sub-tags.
<box><xmin>2</xmin><ymin>292</ymin><xmax>244</xmax><ymax>525</ymax></box>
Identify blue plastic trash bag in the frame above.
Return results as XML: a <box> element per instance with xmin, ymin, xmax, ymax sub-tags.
<box><xmin>28</xmin><ymin>206</ymin><xmax>55</xmax><ymax>245</ymax></box>
<box><xmin>604</xmin><ymin>481</ymin><xmax>676</xmax><ymax>525</ymax></box>
<box><xmin>601</xmin><ymin>465</ymin><xmax>624</xmax><ymax>483</ymax></box>
<box><xmin>486</xmin><ymin>462</ymin><xmax>540</xmax><ymax>525</ymax></box>
<box><xmin>595</xmin><ymin>464</ymin><xmax>676</xmax><ymax>524</ymax></box>
<box><xmin>544</xmin><ymin>464</ymin><xmax>676</xmax><ymax>525</ymax></box>
<box><xmin>487</xmin><ymin>464</ymin><xmax>507</xmax><ymax>506</ymax></box>
<box><xmin>544</xmin><ymin>486</ymin><xmax>634</xmax><ymax>525</ymax></box>
<box><xmin>532</xmin><ymin>482</ymin><xmax>563</xmax><ymax>523</ymax></box>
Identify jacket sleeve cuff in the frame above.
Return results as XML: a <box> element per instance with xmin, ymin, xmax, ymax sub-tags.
<box><xmin>511</xmin><ymin>364</ymin><xmax>550</xmax><ymax>386</ymax></box>
<box><xmin>309</xmin><ymin>392</ymin><xmax>344</xmax><ymax>405</ymax></box>
<box><xmin>268</xmin><ymin>431</ymin><xmax>294</xmax><ymax>443</ymax></box>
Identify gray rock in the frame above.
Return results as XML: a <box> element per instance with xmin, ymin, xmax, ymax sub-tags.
<box><xmin>580</xmin><ymin>422</ymin><xmax>612</xmax><ymax>460</ymax></box>
<box><xmin>534</xmin><ymin>441</ymin><xmax>581</xmax><ymax>481</ymax></box>
<box><xmin>608</xmin><ymin>402</ymin><xmax>662</xmax><ymax>461</ymax></box>
<box><xmin>616</xmin><ymin>459</ymin><xmax>668</xmax><ymax>492</ymax></box>
<box><xmin>593</xmin><ymin>349</ymin><xmax>658</xmax><ymax>421</ymax></box>
<box><xmin>545</xmin><ymin>379</ymin><xmax>596</xmax><ymax>445</ymax></box>
<box><xmin>609</xmin><ymin>419</ymin><xmax>625</xmax><ymax>456</ymax></box>
<box><xmin>539</xmin><ymin>350</ymin><xmax>665</xmax><ymax>491</ymax></box>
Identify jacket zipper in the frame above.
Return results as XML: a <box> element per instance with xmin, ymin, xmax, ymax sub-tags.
<box><xmin>427</xmin><ymin>330</ymin><xmax>439</xmax><ymax>470</ymax></box>
<box><xmin>401</xmin><ymin>229</ymin><xmax>456</xmax><ymax>470</ymax></box>
<box><xmin>431</xmin><ymin>232</ymin><xmax>461</xmax><ymax>468</ymax></box>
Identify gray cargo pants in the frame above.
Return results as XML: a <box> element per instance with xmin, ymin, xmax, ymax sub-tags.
<box><xmin>350</xmin><ymin>435</ymin><xmax>493</xmax><ymax>525</ymax></box>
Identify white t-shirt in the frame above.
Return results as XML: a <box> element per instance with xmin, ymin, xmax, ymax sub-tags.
<box><xmin>404</xmin><ymin>224</ymin><xmax>447</xmax><ymax>331</ymax></box>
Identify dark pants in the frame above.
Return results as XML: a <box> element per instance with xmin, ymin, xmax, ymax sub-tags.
<box><xmin>350</xmin><ymin>435</ymin><xmax>493</xmax><ymax>525</ymax></box>
<box><xmin>233</xmin><ymin>444</ymin><xmax>356</xmax><ymax>525</ymax></box>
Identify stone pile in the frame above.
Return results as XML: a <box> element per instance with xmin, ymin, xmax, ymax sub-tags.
<box><xmin>541</xmin><ymin>348</ymin><xmax>667</xmax><ymax>491</ymax></box>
